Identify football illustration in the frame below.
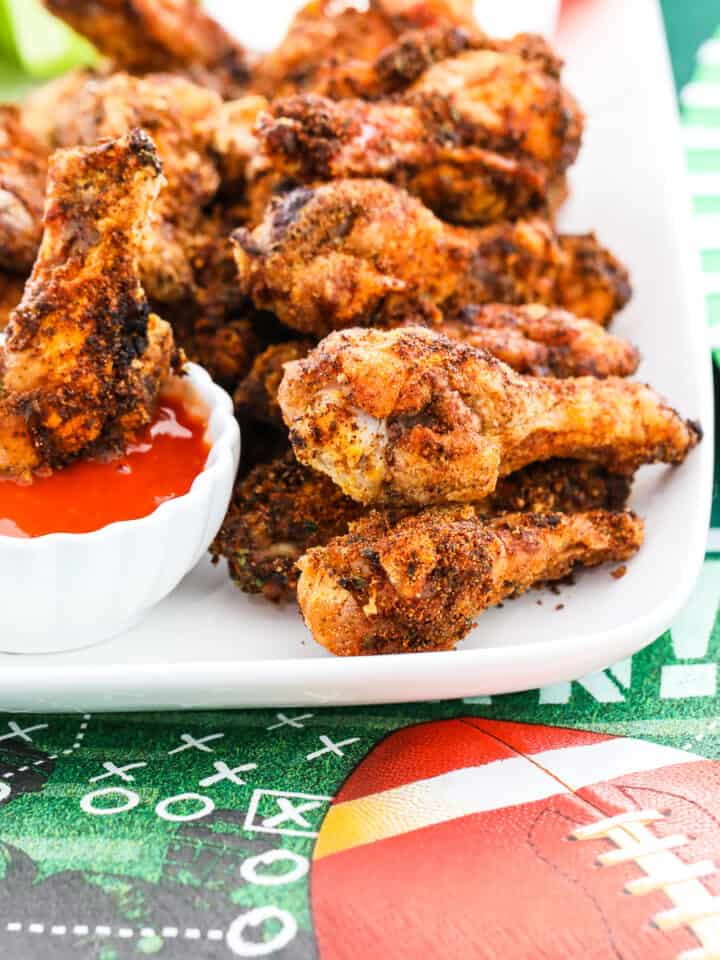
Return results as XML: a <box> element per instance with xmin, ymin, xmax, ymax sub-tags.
<box><xmin>312</xmin><ymin>719</ymin><xmax>720</xmax><ymax>960</ymax></box>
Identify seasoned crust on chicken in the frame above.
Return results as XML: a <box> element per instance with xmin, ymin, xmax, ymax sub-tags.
<box><xmin>212</xmin><ymin>450</ymin><xmax>633</xmax><ymax>603</ymax></box>
<box><xmin>252</xmin><ymin>1</ymin><xmax>398</xmax><ymax>98</ymax></box>
<box><xmin>211</xmin><ymin>451</ymin><xmax>366</xmax><ymax>603</ymax></box>
<box><xmin>44</xmin><ymin>72</ymin><xmax>223</xmax><ymax>305</ymax></box>
<box><xmin>0</xmin><ymin>130</ymin><xmax>175</xmax><ymax>477</ymax></box>
<box><xmin>278</xmin><ymin>326</ymin><xmax>699</xmax><ymax>505</ymax></box>
<box><xmin>297</xmin><ymin>508</ymin><xmax>644</xmax><ymax>654</ymax></box>
<box><xmin>440</xmin><ymin>304</ymin><xmax>640</xmax><ymax>378</ymax></box>
<box><xmin>209</xmin><ymin>96</ymin><xmax>269</xmax><ymax>198</ymax></box>
<box><xmin>16</xmin><ymin>73</ymin><xmax>231</xmax><ymax>309</ymax></box>
<box><xmin>254</xmin><ymin>45</ymin><xmax>582</xmax><ymax>224</ymax></box>
<box><xmin>234</xmin><ymin>340</ymin><xmax>312</xmax><ymax>427</ymax></box>
<box><xmin>43</xmin><ymin>0</ymin><xmax>249</xmax><ymax>96</ymax></box>
<box><xmin>234</xmin><ymin>304</ymin><xmax>638</xmax><ymax>432</ymax></box>
<box><xmin>234</xmin><ymin>180</ymin><xmax>631</xmax><ymax>336</ymax></box>
<box><xmin>0</xmin><ymin>107</ymin><xmax>48</xmax><ymax>272</ymax></box>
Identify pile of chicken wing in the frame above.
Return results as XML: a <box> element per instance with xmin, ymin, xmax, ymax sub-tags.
<box><xmin>1</xmin><ymin>0</ymin><xmax>700</xmax><ymax>655</ymax></box>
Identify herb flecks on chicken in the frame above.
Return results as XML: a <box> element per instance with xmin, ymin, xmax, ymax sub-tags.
<box><xmin>298</xmin><ymin>507</ymin><xmax>644</xmax><ymax>654</ymax></box>
<box><xmin>211</xmin><ymin>450</ymin><xmax>633</xmax><ymax>604</ymax></box>
<box><xmin>0</xmin><ymin>130</ymin><xmax>175</xmax><ymax>478</ymax></box>
<box><xmin>234</xmin><ymin>179</ymin><xmax>631</xmax><ymax>336</ymax></box>
<box><xmin>278</xmin><ymin>326</ymin><xmax>698</xmax><ymax>505</ymax></box>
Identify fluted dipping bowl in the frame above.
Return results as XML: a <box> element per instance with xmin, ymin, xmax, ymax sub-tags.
<box><xmin>0</xmin><ymin>364</ymin><xmax>240</xmax><ymax>654</ymax></box>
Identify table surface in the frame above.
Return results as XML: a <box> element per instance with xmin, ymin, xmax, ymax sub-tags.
<box><xmin>1</xmin><ymin>3</ymin><xmax>720</xmax><ymax>959</ymax></box>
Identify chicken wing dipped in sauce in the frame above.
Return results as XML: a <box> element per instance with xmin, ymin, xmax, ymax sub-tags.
<box><xmin>234</xmin><ymin>180</ymin><xmax>631</xmax><ymax>335</ymax></box>
<box><xmin>43</xmin><ymin>0</ymin><xmax>249</xmax><ymax>97</ymax></box>
<box><xmin>278</xmin><ymin>326</ymin><xmax>699</xmax><ymax>506</ymax></box>
<box><xmin>252</xmin><ymin>41</ymin><xmax>582</xmax><ymax>225</ymax></box>
<box><xmin>0</xmin><ymin>129</ymin><xmax>176</xmax><ymax>478</ymax></box>
<box><xmin>212</xmin><ymin>450</ymin><xmax>633</xmax><ymax>604</ymax></box>
<box><xmin>298</xmin><ymin>507</ymin><xmax>644</xmax><ymax>654</ymax></box>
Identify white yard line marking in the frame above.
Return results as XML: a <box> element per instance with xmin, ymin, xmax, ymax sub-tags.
<box><xmin>5</xmin><ymin>922</ymin><xmax>226</xmax><ymax>942</ymax></box>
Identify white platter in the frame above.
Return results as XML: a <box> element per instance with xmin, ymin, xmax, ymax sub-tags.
<box><xmin>0</xmin><ymin>0</ymin><xmax>713</xmax><ymax>711</ymax></box>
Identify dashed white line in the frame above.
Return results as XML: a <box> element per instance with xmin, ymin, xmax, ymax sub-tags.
<box><xmin>5</xmin><ymin>921</ymin><xmax>225</xmax><ymax>942</ymax></box>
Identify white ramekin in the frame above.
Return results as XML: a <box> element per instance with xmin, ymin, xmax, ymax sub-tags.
<box><xmin>0</xmin><ymin>363</ymin><xmax>240</xmax><ymax>654</ymax></box>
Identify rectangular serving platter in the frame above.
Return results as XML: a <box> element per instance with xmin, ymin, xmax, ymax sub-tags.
<box><xmin>0</xmin><ymin>0</ymin><xmax>713</xmax><ymax>711</ymax></box>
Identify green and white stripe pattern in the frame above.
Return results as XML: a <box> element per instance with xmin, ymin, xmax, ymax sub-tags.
<box><xmin>682</xmin><ymin>29</ymin><xmax>720</xmax><ymax>347</ymax></box>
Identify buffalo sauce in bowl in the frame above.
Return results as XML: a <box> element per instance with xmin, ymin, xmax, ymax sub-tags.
<box><xmin>0</xmin><ymin>384</ymin><xmax>211</xmax><ymax>538</ymax></box>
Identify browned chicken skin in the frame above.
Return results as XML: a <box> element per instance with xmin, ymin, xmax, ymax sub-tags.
<box><xmin>212</xmin><ymin>450</ymin><xmax>632</xmax><ymax>604</ymax></box>
<box><xmin>298</xmin><ymin>507</ymin><xmax>644</xmax><ymax>654</ymax></box>
<box><xmin>43</xmin><ymin>0</ymin><xmax>249</xmax><ymax>96</ymax></box>
<box><xmin>0</xmin><ymin>107</ymin><xmax>48</xmax><ymax>273</ymax></box>
<box><xmin>253</xmin><ymin>43</ymin><xmax>583</xmax><ymax>224</ymax></box>
<box><xmin>279</xmin><ymin>326</ymin><xmax>699</xmax><ymax>505</ymax></box>
<box><xmin>234</xmin><ymin>340</ymin><xmax>313</xmax><ymax>428</ymax></box>
<box><xmin>235</xmin><ymin>304</ymin><xmax>638</xmax><ymax>432</ymax></box>
<box><xmin>0</xmin><ymin>130</ymin><xmax>175</xmax><ymax>477</ymax></box>
<box><xmin>439</xmin><ymin>303</ymin><xmax>640</xmax><ymax>378</ymax></box>
<box><xmin>234</xmin><ymin>180</ymin><xmax>631</xmax><ymax>336</ymax></box>
<box><xmin>44</xmin><ymin>72</ymin><xmax>223</xmax><ymax>304</ymax></box>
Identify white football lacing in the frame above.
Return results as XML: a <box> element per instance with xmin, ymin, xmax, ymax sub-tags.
<box><xmin>571</xmin><ymin>809</ymin><xmax>720</xmax><ymax>960</ymax></box>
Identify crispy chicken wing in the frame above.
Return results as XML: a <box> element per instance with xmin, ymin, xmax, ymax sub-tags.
<box><xmin>45</xmin><ymin>72</ymin><xmax>223</xmax><ymax>304</ymax></box>
<box><xmin>234</xmin><ymin>179</ymin><xmax>631</xmax><ymax>335</ymax></box>
<box><xmin>43</xmin><ymin>0</ymin><xmax>249</xmax><ymax>96</ymax></box>
<box><xmin>253</xmin><ymin>43</ymin><xmax>582</xmax><ymax>224</ymax></box>
<box><xmin>212</xmin><ymin>450</ymin><xmax>632</xmax><ymax>603</ymax></box>
<box><xmin>0</xmin><ymin>107</ymin><xmax>48</xmax><ymax>273</ymax></box>
<box><xmin>0</xmin><ymin>130</ymin><xmax>175</xmax><ymax>477</ymax></box>
<box><xmin>234</xmin><ymin>304</ymin><xmax>637</xmax><ymax>431</ymax></box>
<box><xmin>278</xmin><ymin>326</ymin><xmax>699</xmax><ymax>505</ymax></box>
<box><xmin>440</xmin><ymin>303</ymin><xmax>640</xmax><ymax>378</ymax></box>
<box><xmin>297</xmin><ymin>507</ymin><xmax>644</xmax><ymax>653</ymax></box>
<box><xmin>253</xmin><ymin>1</ymin><xmax>398</xmax><ymax>98</ymax></box>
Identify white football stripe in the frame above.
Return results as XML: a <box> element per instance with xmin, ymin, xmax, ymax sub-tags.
<box><xmin>317</xmin><ymin>738</ymin><xmax>704</xmax><ymax>859</ymax></box>
<box><xmin>532</xmin><ymin>738</ymin><xmax>702</xmax><ymax>792</ymax></box>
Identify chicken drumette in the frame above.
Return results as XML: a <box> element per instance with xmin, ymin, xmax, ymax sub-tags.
<box><xmin>212</xmin><ymin>450</ymin><xmax>632</xmax><ymax>604</ymax></box>
<box><xmin>298</xmin><ymin>507</ymin><xmax>644</xmax><ymax>654</ymax></box>
<box><xmin>278</xmin><ymin>326</ymin><xmax>699</xmax><ymax>505</ymax></box>
<box><xmin>234</xmin><ymin>303</ymin><xmax>638</xmax><ymax>430</ymax></box>
<box><xmin>0</xmin><ymin>130</ymin><xmax>176</xmax><ymax>478</ymax></box>
<box><xmin>43</xmin><ymin>0</ymin><xmax>249</xmax><ymax>97</ymax></box>
<box><xmin>234</xmin><ymin>179</ymin><xmax>631</xmax><ymax>335</ymax></box>
<box><xmin>253</xmin><ymin>41</ymin><xmax>582</xmax><ymax>225</ymax></box>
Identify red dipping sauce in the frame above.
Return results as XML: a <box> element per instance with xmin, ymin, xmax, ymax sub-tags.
<box><xmin>0</xmin><ymin>392</ymin><xmax>210</xmax><ymax>538</ymax></box>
